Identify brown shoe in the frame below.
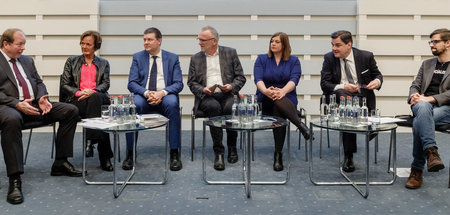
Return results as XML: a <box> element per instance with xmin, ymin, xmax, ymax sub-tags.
<box><xmin>405</xmin><ymin>168</ymin><xmax>423</xmax><ymax>189</ymax></box>
<box><xmin>425</xmin><ymin>147</ymin><xmax>445</xmax><ymax>172</ymax></box>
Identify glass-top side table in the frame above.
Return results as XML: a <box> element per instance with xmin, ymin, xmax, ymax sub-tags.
<box><xmin>80</xmin><ymin>115</ymin><xmax>169</xmax><ymax>198</ymax></box>
<box><xmin>202</xmin><ymin>115</ymin><xmax>290</xmax><ymax>198</ymax></box>
<box><xmin>309</xmin><ymin>120</ymin><xmax>398</xmax><ymax>198</ymax></box>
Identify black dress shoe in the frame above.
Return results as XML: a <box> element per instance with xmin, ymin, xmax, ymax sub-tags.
<box><xmin>51</xmin><ymin>160</ymin><xmax>82</xmax><ymax>177</ymax></box>
<box><xmin>297</xmin><ymin>122</ymin><xmax>312</xmax><ymax>140</ymax></box>
<box><xmin>7</xmin><ymin>177</ymin><xmax>23</xmax><ymax>204</ymax></box>
<box><xmin>227</xmin><ymin>147</ymin><xmax>238</xmax><ymax>163</ymax></box>
<box><xmin>214</xmin><ymin>154</ymin><xmax>225</xmax><ymax>171</ymax></box>
<box><xmin>343</xmin><ymin>154</ymin><xmax>355</xmax><ymax>172</ymax></box>
<box><xmin>122</xmin><ymin>150</ymin><xmax>134</xmax><ymax>170</ymax></box>
<box><xmin>85</xmin><ymin>140</ymin><xmax>94</xmax><ymax>157</ymax></box>
<box><xmin>273</xmin><ymin>151</ymin><xmax>284</xmax><ymax>171</ymax></box>
<box><xmin>170</xmin><ymin>150</ymin><xmax>182</xmax><ymax>171</ymax></box>
<box><xmin>100</xmin><ymin>158</ymin><xmax>113</xmax><ymax>172</ymax></box>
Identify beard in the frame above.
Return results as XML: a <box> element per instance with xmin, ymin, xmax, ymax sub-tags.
<box><xmin>431</xmin><ymin>48</ymin><xmax>444</xmax><ymax>56</ymax></box>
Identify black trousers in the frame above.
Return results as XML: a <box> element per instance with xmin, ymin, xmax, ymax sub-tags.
<box><xmin>0</xmin><ymin>102</ymin><xmax>79</xmax><ymax>176</ymax></box>
<box><xmin>198</xmin><ymin>92</ymin><xmax>237</xmax><ymax>155</ymax></box>
<box><xmin>262</xmin><ymin>97</ymin><xmax>304</xmax><ymax>152</ymax></box>
<box><xmin>71</xmin><ymin>92</ymin><xmax>113</xmax><ymax>160</ymax></box>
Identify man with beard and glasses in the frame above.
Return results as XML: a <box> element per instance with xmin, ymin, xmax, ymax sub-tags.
<box><xmin>405</xmin><ymin>28</ymin><xmax>450</xmax><ymax>189</ymax></box>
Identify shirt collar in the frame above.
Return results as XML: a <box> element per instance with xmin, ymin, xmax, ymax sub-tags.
<box><xmin>150</xmin><ymin>50</ymin><xmax>162</xmax><ymax>59</ymax></box>
<box><xmin>0</xmin><ymin>49</ymin><xmax>13</xmax><ymax>62</ymax></box>
<box><xmin>343</xmin><ymin>49</ymin><xmax>354</xmax><ymax>62</ymax></box>
<box><xmin>206</xmin><ymin>47</ymin><xmax>219</xmax><ymax>57</ymax></box>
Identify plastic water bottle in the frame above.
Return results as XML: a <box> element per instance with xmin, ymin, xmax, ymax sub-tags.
<box><xmin>338</xmin><ymin>96</ymin><xmax>345</xmax><ymax>123</ymax></box>
<box><xmin>231</xmin><ymin>94</ymin><xmax>239</xmax><ymax>122</ymax></box>
<box><xmin>361</xmin><ymin>97</ymin><xmax>369</xmax><ymax>124</ymax></box>
<box><xmin>320</xmin><ymin>95</ymin><xmax>329</xmax><ymax>122</ymax></box>
<box><xmin>345</xmin><ymin>96</ymin><xmax>353</xmax><ymax>124</ymax></box>
<box><xmin>116</xmin><ymin>95</ymin><xmax>124</xmax><ymax>124</ymax></box>
<box><xmin>352</xmin><ymin>96</ymin><xmax>360</xmax><ymax>125</ymax></box>
<box><xmin>123</xmin><ymin>94</ymin><xmax>130</xmax><ymax>122</ymax></box>
<box><xmin>253</xmin><ymin>94</ymin><xmax>261</xmax><ymax>120</ymax></box>
<box><xmin>239</xmin><ymin>94</ymin><xmax>246</xmax><ymax>124</ymax></box>
<box><xmin>109</xmin><ymin>96</ymin><xmax>116</xmax><ymax>122</ymax></box>
<box><xmin>129</xmin><ymin>93</ymin><xmax>137</xmax><ymax>123</ymax></box>
<box><xmin>246</xmin><ymin>94</ymin><xmax>255</xmax><ymax>122</ymax></box>
<box><xmin>328</xmin><ymin>94</ymin><xmax>337</xmax><ymax>122</ymax></box>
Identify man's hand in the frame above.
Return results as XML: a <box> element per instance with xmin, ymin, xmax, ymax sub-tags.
<box><xmin>202</xmin><ymin>85</ymin><xmax>217</xmax><ymax>96</ymax></box>
<box><xmin>218</xmin><ymin>84</ymin><xmax>232</xmax><ymax>93</ymax></box>
<box><xmin>410</xmin><ymin>93</ymin><xmax>436</xmax><ymax>106</ymax></box>
<box><xmin>78</xmin><ymin>89</ymin><xmax>95</xmax><ymax>101</ymax></box>
<box><xmin>365</xmin><ymin>79</ymin><xmax>380</xmax><ymax>90</ymax></box>
<box><xmin>38</xmin><ymin>95</ymin><xmax>52</xmax><ymax>115</ymax></box>
<box><xmin>344</xmin><ymin>84</ymin><xmax>359</xmax><ymax>93</ymax></box>
<box><xmin>16</xmin><ymin>98</ymin><xmax>40</xmax><ymax>115</ymax></box>
<box><xmin>148</xmin><ymin>90</ymin><xmax>165</xmax><ymax>105</ymax></box>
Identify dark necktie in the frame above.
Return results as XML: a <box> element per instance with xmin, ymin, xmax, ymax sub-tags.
<box><xmin>343</xmin><ymin>58</ymin><xmax>355</xmax><ymax>84</ymax></box>
<box><xmin>148</xmin><ymin>56</ymin><xmax>157</xmax><ymax>91</ymax></box>
<box><xmin>10</xmin><ymin>58</ymin><xmax>31</xmax><ymax>99</ymax></box>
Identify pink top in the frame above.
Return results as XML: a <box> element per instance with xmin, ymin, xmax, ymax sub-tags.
<box><xmin>75</xmin><ymin>63</ymin><xmax>97</xmax><ymax>97</ymax></box>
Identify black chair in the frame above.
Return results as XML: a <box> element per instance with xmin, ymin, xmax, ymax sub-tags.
<box><xmin>297</xmin><ymin>107</ymin><xmax>309</xmax><ymax>161</ymax></box>
<box><xmin>22</xmin><ymin>121</ymin><xmax>56</xmax><ymax>164</ymax></box>
<box><xmin>191</xmin><ymin>108</ymin><xmax>208</xmax><ymax>161</ymax></box>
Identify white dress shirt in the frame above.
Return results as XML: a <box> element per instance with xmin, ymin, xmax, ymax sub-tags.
<box><xmin>206</xmin><ymin>48</ymin><xmax>223</xmax><ymax>93</ymax></box>
<box><xmin>0</xmin><ymin>49</ymin><xmax>34</xmax><ymax>100</ymax></box>
<box><xmin>145</xmin><ymin>50</ymin><xmax>167</xmax><ymax>95</ymax></box>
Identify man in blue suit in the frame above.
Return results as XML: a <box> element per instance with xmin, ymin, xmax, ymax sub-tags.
<box><xmin>124</xmin><ymin>27</ymin><xmax>183</xmax><ymax>171</ymax></box>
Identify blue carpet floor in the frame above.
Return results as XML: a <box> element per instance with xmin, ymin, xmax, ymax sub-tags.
<box><xmin>0</xmin><ymin>129</ymin><xmax>449</xmax><ymax>215</ymax></box>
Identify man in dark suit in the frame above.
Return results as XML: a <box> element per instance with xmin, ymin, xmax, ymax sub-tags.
<box><xmin>124</xmin><ymin>27</ymin><xmax>183</xmax><ymax>171</ymax></box>
<box><xmin>405</xmin><ymin>28</ymin><xmax>450</xmax><ymax>189</ymax></box>
<box><xmin>187</xmin><ymin>26</ymin><xmax>246</xmax><ymax>171</ymax></box>
<box><xmin>320</xmin><ymin>30</ymin><xmax>383</xmax><ymax>172</ymax></box>
<box><xmin>0</xmin><ymin>28</ymin><xmax>82</xmax><ymax>205</ymax></box>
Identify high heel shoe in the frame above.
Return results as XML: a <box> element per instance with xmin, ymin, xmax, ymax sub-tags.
<box><xmin>297</xmin><ymin>122</ymin><xmax>312</xmax><ymax>140</ymax></box>
<box><xmin>85</xmin><ymin>140</ymin><xmax>94</xmax><ymax>157</ymax></box>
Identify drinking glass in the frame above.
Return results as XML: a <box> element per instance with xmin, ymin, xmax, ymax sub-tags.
<box><xmin>101</xmin><ymin>105</ymin><xmax>110</xmax><ymax>121</ymax></box>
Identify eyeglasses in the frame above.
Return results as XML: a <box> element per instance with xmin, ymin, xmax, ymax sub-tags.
<box><xmin>80</xmin><ymin>42</ymin><xmax>93</xmax><ymax>47</ymax></box>
<box><xmin>196</xmin><ymin>37</ymin><xmax>215</xmax><ymax>42</ymax></box>
<box><xmin>428</xmin><ymin>40</ymin><xmax>443</xmax><ymax>45</ymax></box>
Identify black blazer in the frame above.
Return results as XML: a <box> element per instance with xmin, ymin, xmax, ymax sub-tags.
<box><xmin>60</xmin><ymin>55</ymin><xmax>110</xmax><ymax>103</ymax></box>
<box><xmin>0</xmin><ymin>53</ymin><xmax>48</xmax><ymax>108</ymax></box>
<box><xmin>320</xmin><ymin>47</ymin><xmax>383</xmax><ymax>110</ymax></box>
<box><xmin>187</xmin><ymin>46</ymin><xmax>246</xmax><ymax>113</ymax></box>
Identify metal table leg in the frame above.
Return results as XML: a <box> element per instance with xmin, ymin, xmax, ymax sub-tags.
<box><xmin>82</xmin><ymin>123</ymin><xmax>169</xmax><ymax>198</ymax></box>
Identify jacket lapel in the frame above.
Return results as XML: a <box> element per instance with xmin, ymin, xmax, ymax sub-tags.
<box><xmin>161</xmin><ymin>50</ymin><xmax>169</xmax><ymax>86</ymax></box>
<box><xmin>423</xmin><ymin>58</ymin><xmax>437</xmax><ymax>92</ymax></box>
<box><xmin>18</xmin><ymin>56</ymin><xmax>36</xmax><ymax>97</ymax></box>
<box><xmin>352</xmin><ymin>48</ymin><xmax>363</xmax><ymax>82</ymax></box>
<box><xmin>0</xmin><ymin>53</ymin><xmax>19</xmax><ymax>90</ymax></box>
<box><xmin>218</xmin><ymin>46</ymin><xmax>226</xmax><ymax>85</ymax></box>
<box><xmin>143</xmin><ymin>51</ymin><xmax>150</xmax><ymax>87</ymax></box>
<box><xmin>200</xmin><ymin>52</ymin><xmax>207</xmax><ymax>85</ymax></box>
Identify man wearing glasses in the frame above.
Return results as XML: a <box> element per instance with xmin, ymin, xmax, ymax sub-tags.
<box><xmin>406</xmin><ymin>28</ymin><xmax>450</xmax><ymax>189</ymax></box>
<box><xmin>187</xmin><ymin>26</ymin><xmax>246</xmax><ymax>170</ymax></box>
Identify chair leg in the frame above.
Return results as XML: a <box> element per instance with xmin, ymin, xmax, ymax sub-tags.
<box><xmin>179</xmin><ymin>107</ymin><xmax>182</xmax><ymax>160</ymax></box>
<box><xmin>374</xmin><ymin>135</ymin><xmax>379</xmax><ymax>164</ymax></box>
<box><xmin>319</xmin><ymin>127</ymin><xmax>323</xmax><ymax>159</ymax></box>
<box><xmin>327</xmin><ymin>128</ymin><xmax>330</xmax><ymax>148</ymax></box>
<box><xmin>191</xmin><ymin>111</ymin><xmax>195</xmax><ymax>161</ymax></box>
<box><xmin>387</xmin><ymin>133</ymin><xmax>393</xmax><ymax>173</ymax></box>
<box><xmin>24</xmin><ymin>128</ymin><xmax>33</xmax><ymax>165</ymax></box>
<box><xmin>51</xmin><ymin>122</ymin><xmax>56</xmax><ymax>159</ymax></box>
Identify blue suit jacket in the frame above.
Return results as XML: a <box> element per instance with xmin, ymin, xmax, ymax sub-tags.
<box><xmin>127</xmin><ymin>49</ymin><xmax>183</xmax><ymax>96</ymax></box>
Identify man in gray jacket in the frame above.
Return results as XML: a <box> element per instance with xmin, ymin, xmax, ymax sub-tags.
<box><xmin>406</xmin><ymin>28</ymin><xmax>450</xmax><ymax>189</ymax></box>
<box><xmin>187</xmin><ymin>26</ymin><xmax>246</xmax><ymax>171</ymax></box>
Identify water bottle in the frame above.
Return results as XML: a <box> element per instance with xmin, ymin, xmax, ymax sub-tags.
<box><xmin>320</xmin><ymin>95</ymin><xmax>329</xmax><ymax>122</ymax></box>
<box><xmin>338</xmin><ymin>96</ymin><xmax>345</xmax><ymax>123</ymax></box>
<box><xmin>116</xmin><ymin>95</ymin><xmax>124</xmax><ymax>124</ymax></box>
<box><xmin>239</xmin><ymin>94</ymin><xmax>246</xmax><ymax>124</ymax></box>
<box><xmin>123</xmin><ymin>94</ymin><xmax>130</xmax><ymax>122</ymax></box>
<box><xmin>361</xmin><ymin>97</ymin><xmax>369</xmax><ymax>124</ymax></box>
<box><xmin>109</xmin><ymin>96</ymin><xmax>116</xmax><ymax>122</ymax></box>
<box><xmin>253</xmin><ymin>94</ymin><xmax>261</xmax><ymax>120</ymax></box>
<box><xmin>352</xmin><ymin>96</ymin><xmax>360</xmax><ymax>125</ymax></box>
<box><xmin>129</xmin><ymin>93</ymin><xmax>137</xmax><ymax>123</ymax></box>
<box><xmin>345</xmin><ymin>96</ymin><xmax>353</xmax><ymax>124</ymax></box>
<box><xmin>231</xmin><ymin>94</ymin><xmax>239</xmax><ymax>122</ymax></box>
<box><xmin>246</xmin><ymin>94</ymin><xmax>255</xmax><ymax>122</ymax></box>
<box><xmin>328</xmin><ymin>94</ymin><xmax>337</xmax><ymax>122</ymax></box>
